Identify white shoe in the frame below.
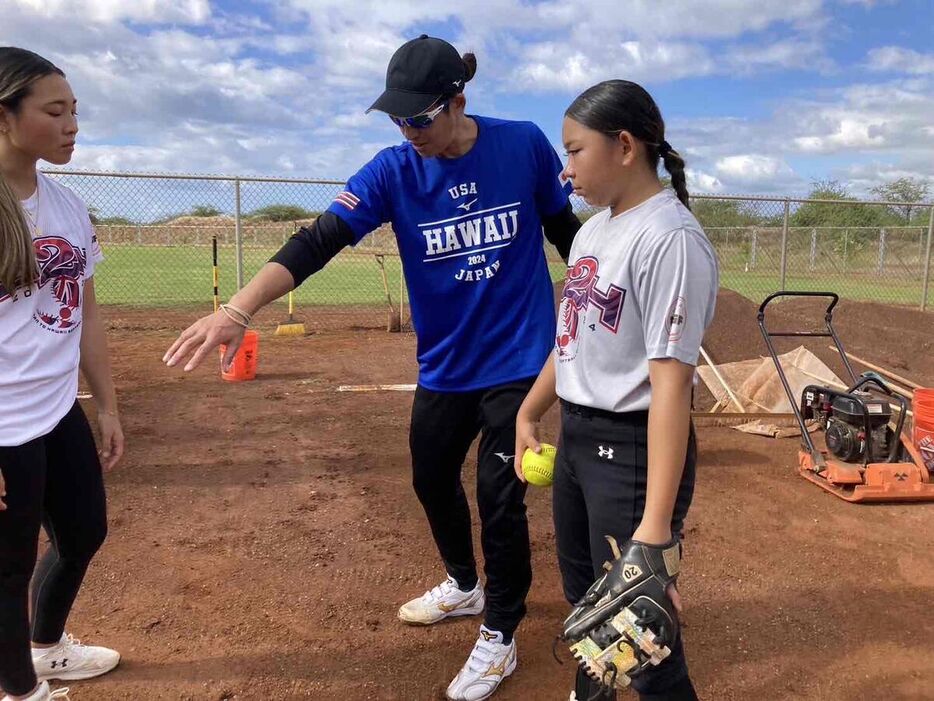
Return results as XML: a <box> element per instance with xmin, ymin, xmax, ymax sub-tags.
<box><xmin>32</xmin><ymin>634</ymin><xmax>120</xmax><ymax>682</ymax></box>
<box><xmin>445</xmin><ymin>626</ymin><xmax>517</xmax><ymax>701</ymax></box>
<box><xmin>2</xmin><ymin>681</ymin><xmax>70</xmax><ymax>701</ymax></box>
<box><xmin>398</xmin><ymin>576</ymin><xmax>485</xmax><ymax>625</ymax></box>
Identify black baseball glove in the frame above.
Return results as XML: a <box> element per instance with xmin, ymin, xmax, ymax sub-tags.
<box><xmin>562</xmin><ymin>536</ymin><xmax>682</xmax><ymax>691</ymax></box>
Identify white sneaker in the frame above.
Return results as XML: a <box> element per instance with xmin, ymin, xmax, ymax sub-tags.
<box><xmin>2</xmin><ymin>681</ymin><xmax>70</xmax><ymax>701</ymax></box>
<box><xmin>445</xmin><ymin>626</ymin><xmax>517</xmax><ymax>701</ymax></box>
<box><xmin>398</xmin><ymin>576</ymin><xmax>485</xmax><ymax>625</ymax></box>
<box><xmin>32</xmin><ymin>634</ymin><xmax>120</xmax><ymax>682</ymax></box>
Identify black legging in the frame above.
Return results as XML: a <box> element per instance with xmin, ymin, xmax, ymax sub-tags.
<box><xmin>0</xmin><ymin>402</ymin><xmax>108</xmax><ymax>696</ymax></box>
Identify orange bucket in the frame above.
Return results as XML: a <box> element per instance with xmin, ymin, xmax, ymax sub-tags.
<box><xmin>913</xmin><ymin>388</ymin><xmax>934</xmax><ymax>471</ymax></box>
<box><xmin>220</xmin><ymin>330</ymin><xmax>259</xmax><ymax>382</ymax></box>
<box><xmin>913</xmin><ymin>388</ymin><xmax>934</xmax><ymax>409</ymax></box>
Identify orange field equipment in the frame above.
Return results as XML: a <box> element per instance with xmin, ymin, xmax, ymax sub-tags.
<box><xmin>757</xmin><ymin>291</ymin><xmax>934</xmax><ymax>503</ymax></box>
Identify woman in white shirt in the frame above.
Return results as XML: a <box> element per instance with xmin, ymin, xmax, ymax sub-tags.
<box><xmin>0</xmin><ymin>47</ymin><xmax>124</xmax><ymax>701</ymax></box>
<box><xmin>516</xmin><ymin>80</ymin><xmax>719</xmax><ymax>701</ymax></box>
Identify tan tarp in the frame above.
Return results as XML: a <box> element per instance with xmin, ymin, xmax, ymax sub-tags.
<box><xmin>733</xmin><ymin>418</ymin><xmax>820</xmax><ymax>439</ymax></box>
<box><xmin>697</xmin><ymin>347</ymin><xmax>843</xmax><ymax>438</ymax></box>
<box><xmin>697</xmin><ymin>346</ymin><xmax>844</xmax><ymax>414</ymax></box>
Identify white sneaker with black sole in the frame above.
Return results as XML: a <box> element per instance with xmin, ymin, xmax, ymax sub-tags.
<box><xmin>1</xmin><ymin>681</ymin><xmax>70</xmax><ymax>701</ymax></box>
<box><xmin>445</xmin><ymin>626</ymin><xmax>517</xmax><ymax>701</ymax></box>
<box><xmin>32</xmin><ymin>634</ymin><xmax>120</xmax><ymax>682</ymax></box>
<box><xmin>398</xmin><ymin>576</ymin><xmax>484</xmax><ymax>625</ymax></box>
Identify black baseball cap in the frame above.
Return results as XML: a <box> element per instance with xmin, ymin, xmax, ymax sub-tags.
<box><xmin>367</xmin><ymin>35</ymin><xmax>467</xmax><ymax>118</ymax></box>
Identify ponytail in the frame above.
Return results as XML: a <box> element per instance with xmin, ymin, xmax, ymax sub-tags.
<box><xmin>661</xmin><ymin>147</ymin><xmax>690</xmax><ymax>210</ymax></box>
<box><xmin>0</xmin><ymin>173</ymin><xmax>36</xmax><ymax>294</ymax></box>
<box><xmin>461</xmin><ymin>53</ymin><xmax>477</xmax><ymax>84</ymax></box>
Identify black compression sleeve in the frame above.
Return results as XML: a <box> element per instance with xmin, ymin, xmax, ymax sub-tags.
<box><xmin>542</xmin><ymin>202</ymin><xmax>582</xmax><ymax>262</ymax></box>
<box><xmin>269</xmin><ymin>211</ymin><xmax>355</xmax><ymax>286</ymax></box>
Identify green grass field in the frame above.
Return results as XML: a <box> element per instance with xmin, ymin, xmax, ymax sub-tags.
<box><xmin>97</xmin><ymin>244</ymin><xmax>407</xmax><ymax>307</ymax></box>
<box><xmin>93</xmin><ymin>244</ymin><xmax>932</xmax><ymax>310</ymax></box>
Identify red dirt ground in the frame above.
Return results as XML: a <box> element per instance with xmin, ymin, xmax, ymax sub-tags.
<box><xmin>49</xmin><ymin>295</ymin><xmax>934</xmax><ymax>700</ymax></box>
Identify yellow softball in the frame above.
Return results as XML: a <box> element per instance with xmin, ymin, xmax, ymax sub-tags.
<box><xmin>522</xmin><ymin>443</ymin><xmax>557</xmax><ymax>487</ymax></box>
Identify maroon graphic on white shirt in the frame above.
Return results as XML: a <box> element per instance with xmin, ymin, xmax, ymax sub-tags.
<box><xmin>34</xmin><ymin>235</ymin><xmax>87</xmax><ymax>331</ymax></box>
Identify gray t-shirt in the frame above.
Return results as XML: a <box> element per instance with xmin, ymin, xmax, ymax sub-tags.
<box><xmin>555</xmin><ymin>189</ymin><xmax>719</xmax><ymax>413</ymax></box>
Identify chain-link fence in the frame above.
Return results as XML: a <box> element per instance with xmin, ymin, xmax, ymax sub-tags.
<box><xmin>43</xmin><ymin>170</ymin><xmax>934</xmax><ymax>330</ymax></box>
<box><xmin>690</xmin><ymin>195</ymin><xmax>934</xmax><ymax>309</ymax></box>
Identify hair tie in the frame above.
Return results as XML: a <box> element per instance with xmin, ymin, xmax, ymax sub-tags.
<box><xmin>657</xmin><ymin>140</ymin><xmax>672</xmax><ymax>155</ymax></box>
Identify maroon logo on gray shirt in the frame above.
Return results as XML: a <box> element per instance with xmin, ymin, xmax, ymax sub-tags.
<box><xmin>556</xmin><ymin>256</ymin><xmax>625</xmax><ymax>360</ymax></box>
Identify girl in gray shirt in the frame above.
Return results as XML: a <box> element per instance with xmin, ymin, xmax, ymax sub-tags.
<box><xmin>516</xmin><ymin>80</ymin><xmax>718</xmax><ymax>701</ymax></box>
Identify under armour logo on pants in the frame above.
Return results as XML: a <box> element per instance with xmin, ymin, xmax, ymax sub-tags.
<box><xmin>598</xmin><ymin>446</ymin><xmax>614</xmax><ymax>460</ymax></box>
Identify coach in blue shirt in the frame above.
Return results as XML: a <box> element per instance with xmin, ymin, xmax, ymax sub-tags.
<box><xmin>164</xmin><ymin>35</ymin><xmax>581</xmax><ymax>701</ymax></box>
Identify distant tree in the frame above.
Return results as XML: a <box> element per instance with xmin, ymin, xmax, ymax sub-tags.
<box><xmin>870</xmin><ymin>177</ymin><xmax>930</xmax><ymax>224</ymax></box>
<box><xmin>85</xmin><ymin>204</ymin><xmax>136</xmax><ymax>226</ymax></box>
<box><xmin>791</xmin><ymin>180</ymin><xmax>887</xmax><ymax>228</ymax></box>
<box><xmin>248</xmin><ymin>204</ymin><xmax>317</xmax><ymax>221</ymax></box>
<box><xmin>190</xmin><ymin>205</ymin><xmax>222</xmax><ymax>217</ymax></box>
<box><xmin>692</xmin><ymin>199</ymin><xmax>769</xmax><ymax>228</ymax></box>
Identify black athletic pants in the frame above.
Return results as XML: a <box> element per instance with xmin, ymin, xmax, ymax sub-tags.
<box><xmin>0</xmin><ymin>402</ymin><xmax>108</xmax><ymax>696</ymax></box>
<box><xmin>555</xmin><ymin>401</ymin><xmax>699</xmax><ymax>701</ymax></box>
<box><xmin>409</xmin><ymin>379</ymin><xmax>534</xmax><ymax>639</ymax></box>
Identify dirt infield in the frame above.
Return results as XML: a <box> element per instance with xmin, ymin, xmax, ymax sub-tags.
<box><xmin>55</xmin><ymin>297</ymin><xmax>934</xmax><ymax>700</ymax></box>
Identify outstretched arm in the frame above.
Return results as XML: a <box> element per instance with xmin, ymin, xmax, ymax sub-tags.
<box><xmin>163</xmin><ymin>212</ymin><xmax>354</xmax><ymax>371</ymax></box>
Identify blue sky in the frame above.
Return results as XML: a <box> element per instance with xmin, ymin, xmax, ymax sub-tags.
<box><xmin>3</xmin><ymin>0</ymin><xmax>933</xmax><ymax>197</ymax></box>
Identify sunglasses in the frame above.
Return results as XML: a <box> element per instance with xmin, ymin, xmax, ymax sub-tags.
<box><xmin>389</xmin><ymin>101</ymin><xmax>448</xmax><ymax>129</ymax></box>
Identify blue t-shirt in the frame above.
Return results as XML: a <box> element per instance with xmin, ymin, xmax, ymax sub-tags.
<box><xmin>327</xmin><ymin>116</ymin><xmax>572</xmax><ymax>391</ymax></box>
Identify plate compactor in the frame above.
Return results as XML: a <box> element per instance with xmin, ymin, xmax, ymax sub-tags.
<box><xmin>757</xmin><ymin>291</ymin><xmax>934</xmax><ymax>503</ymax></box>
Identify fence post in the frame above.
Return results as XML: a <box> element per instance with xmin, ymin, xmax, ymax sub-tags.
<box><xmin>234</xmin><ymin>178</ymin><xmax>244</xmax><ymax>290</ymax></box>
<box><xmin>136</xmin><ymin>223</ymin><xmax>142</xmax><ymax>245</ymax></box>
<box><xmin>922</xmin><ymin>206</ymin><xmax>933</xmax><ymax>312</ymax></box>
<box><xmin>843</xmin><ymin>229</ymin><xmax>848</xmax><ymax>273</ymax></box>
<box><xmin>920</xmin><ymin>227</ymin><xmax>925</xmax><ymax>278</ymax></box>
<box><xmin>809</xmin><ymin>227</ymin><xmax>817</xmax><ymax>271</ymax></box>
<box><xmin>750</xmin><ymin>228</ymin><xmax>758</xmax><ymax>269</ymax></box>
<box><xmin>877</xmin><ymin>228</ymin><xmax>887</xmax><ymax>274</ymax></box>
<box><xmin>780</xmin><ymin>199</ymin><xmax>790</xmax><ymax>291</ymax></box>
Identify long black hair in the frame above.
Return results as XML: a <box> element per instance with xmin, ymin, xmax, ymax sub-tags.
<box><xmin>0</xmin><ymin>48</ymin><xmax>64</xmax><ymax>293</ymax></box>
<box><xmin>0</xmin><ymin>47</ymin><xmax>64</xmax><ymax>113</ymax></box>
<box><xmin>565</xmin><ymin>80</ymin><xmax>690</xmax><ymax>209</ymax></box>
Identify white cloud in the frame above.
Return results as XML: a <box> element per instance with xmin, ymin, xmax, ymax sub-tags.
<box><xmin>839</xmin><ymin>162</ymin><xmax>934</xmax><ymax>196</ymax></box>
<box><xmin>867</xmin><ymin>46</ymin><xmax>934</xmax><ymax>75</ymax></box>
<box><xmin>513</xmin><ymin>40</ymin><xmax>715</xmax><ymax>92</ymax></box>
<box><xmin>724</xmin><ymin>39</ymin><xmax>832</xmax><ymax>73</ymax></box>
<box><xmin>528</xmin><ymin>0</ymin><xmax>825</xmax><ymax>40</ymax></box>
<box><xmin>789</xmin><ymin>79</ymin><xmax>934</xmax><ymax>155</ymax></box>
<box><xmin>715</xmin><ymin>155</ymin><xmax>794</xmax><ymax>181</ymax></box>
<box><xmin>836</xmin><ymin>0</ymin><xmax>895</xmax><ymax>5</ymax></box>
<box><xmin>11</xmin><ymin>0</ymin><xmax>210</xmax><ymax>24</ymax></box>
<box><xmin>794</xmin><ymin>117</ymin><xmax>888</xmax><ymax>151</ymax></box>
<box><xmin>685</xmin><ymin>169</ymin><xmax>724</xmax><ymax>193</ymax></box>
<box><xmin>277</xmin><ymin>0</ymin><xmax>830</xmax><ymax>95</ymax></box>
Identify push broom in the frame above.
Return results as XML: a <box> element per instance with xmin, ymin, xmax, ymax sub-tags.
<box><xmin>275</xmin><ymin>290</ymin><xmax>306</xmax><ymax>336</ymax></box>
<box><xmin>212</xmin><ymin>236</ymin><xmax>220</xmax><ymax>312</ymax></box>
<box><xmin>275</xmin><ymin>223</ymin><xmax>306</xmax><ymax>336</ymax></box>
